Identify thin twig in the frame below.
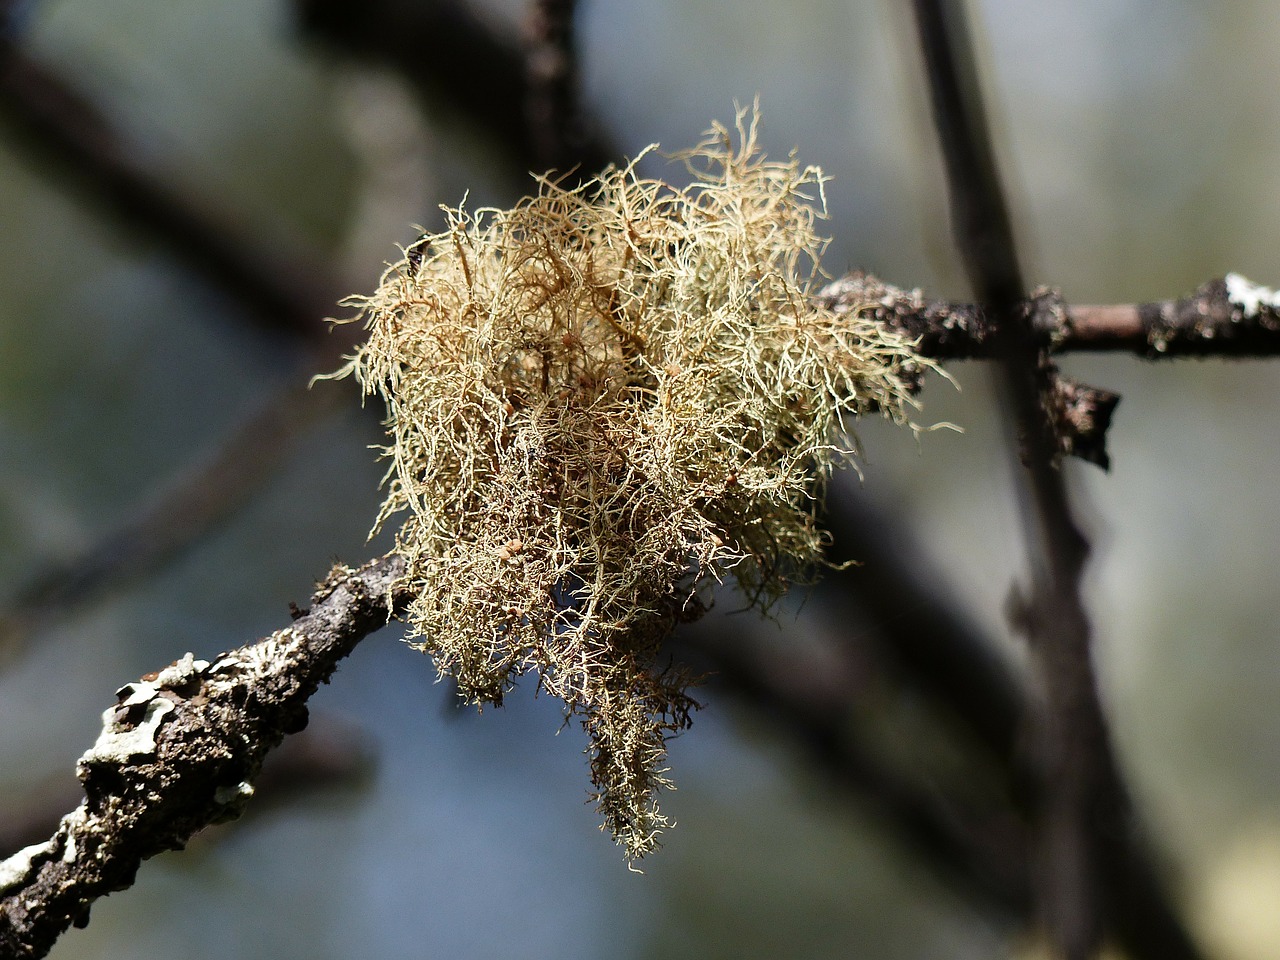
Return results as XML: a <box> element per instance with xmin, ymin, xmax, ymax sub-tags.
<box><xmin>0</xmin><ymin>554</ymin><xmax>407</xmax><ymax>960</ymax></box>
<box><xmin>908</xmin><ymin>3</ymin><xmax>1195</xmax><ymax>959</ymax></box>
<box><xmin>818</xmin><ymin>271</ymin><xmax>1280</xmax><ymax>360</ymax></box>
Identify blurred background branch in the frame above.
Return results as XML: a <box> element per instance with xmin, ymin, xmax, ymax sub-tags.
<box><xmin>908</xmin><ymin>2</ymin><xmax>1159</xmax><ymax>957</ymax></box>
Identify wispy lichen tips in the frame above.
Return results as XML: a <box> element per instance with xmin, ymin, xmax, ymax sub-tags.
<box><xmin>333</xmin><ymin>105</ymin><xmax>924</xmax><ymax>860</ymax></box>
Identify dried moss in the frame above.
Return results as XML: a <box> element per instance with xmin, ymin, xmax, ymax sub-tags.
<box><xmin>333</xmin><ymin>107</ymin><xmax>925</xmax><ymax>860</ymax></box>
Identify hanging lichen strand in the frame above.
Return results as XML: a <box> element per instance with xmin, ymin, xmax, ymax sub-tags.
<box><xmin>335</xmin><ymin>108</ymin><xmax>925</xmax><ymax>861</ymax></box>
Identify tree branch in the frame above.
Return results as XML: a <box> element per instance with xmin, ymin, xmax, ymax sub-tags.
<box><xmin>0</xmin><ymin>554</ymin><xmax>407</xmax><ymax>960</ymax></box>
<box><xmin>14</xmin><ymin>262</ymin><xmax>1275</xmax><ymax>655</ymax></box>
<box><xmin>0</xmin><ymin>714</ymin><xmax>375</xmax><ymax>859</ymax></box>
<box><xmin>818</xmin><ymin>271</ymin><xmax>1280</xmax><ymax>360</ymax></box>
<box><xmin>523</xmin><ymin>0</ymin><xmax>589</xmax><ymax>173</ymax></box>
<box><xmin>0</xmin><ymin>38</ymin><xmax>337</xmax><ymax>342</ymax></box>
<box><xmin>908</xmin><ymin>3</ymin><xmax>1181</xmax><ymax>959</ymax></box>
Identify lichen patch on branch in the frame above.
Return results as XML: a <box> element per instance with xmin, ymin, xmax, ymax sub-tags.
<box><xmin>1225</xmin><ymin>272</ymin><xmax>1280</xmax><ymax>319</ymax></box>
<box><xmin>332</xmin><ymin>106</ymin><xmax>926</xmax><ymax>860</ymax></box>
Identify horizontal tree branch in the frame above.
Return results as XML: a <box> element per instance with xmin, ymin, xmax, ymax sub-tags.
<box><xmin>818</xmin><ymin>271</ymin><xmax>1280</xmax><ymax>360</ymax></box>
<box><xmin>0</xmin><ymin>554</ymin><xmax>407</xmax><ymax>960</ymax></box>
<box><xmin>7</xmin><ymin>267</ymin><xmax>1275</xmax><ymax>655</ymax></box>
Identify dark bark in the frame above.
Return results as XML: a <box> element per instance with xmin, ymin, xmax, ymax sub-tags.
<box><xmin>907</xmin><ymin>2</ymin><xmax>1198</xmax><ymax>958</ymax></box>
<box><xmin>818</xmin><ymin>272</ymin><xmax>1280</xmax><ymax>361</ymax></box>
<box><xmin>0</xmin><ymin>555</ymin><xmax>407</xmax><ymax>959</ymax></box>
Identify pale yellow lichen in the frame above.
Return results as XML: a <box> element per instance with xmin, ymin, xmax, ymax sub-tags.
<box><xmin>332</xmin><ymin>107</ymin><xmax>925</xmax><ymax>860</ymax></box>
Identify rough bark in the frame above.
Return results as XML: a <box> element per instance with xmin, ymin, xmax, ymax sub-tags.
<box><xmin>0</xmin><ymin>555</ymin><xmax>407</xmax><ymax>960</ymax></box>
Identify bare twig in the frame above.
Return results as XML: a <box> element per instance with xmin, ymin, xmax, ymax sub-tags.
<box><xmin>908</xmin><ymin>3</ymin><xmax>1195</xmax><ymax>959</ymax></box>
<box><xmin>0</xmin><ymin>554</ymin><xmax>407</xmax><ymax>960</ymax></box>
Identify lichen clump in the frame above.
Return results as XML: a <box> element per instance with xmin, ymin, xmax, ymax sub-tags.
<box><xmin>336</xmin><ymin>110</ymin><xmax>923</xmax><ymax>860</ymax></box>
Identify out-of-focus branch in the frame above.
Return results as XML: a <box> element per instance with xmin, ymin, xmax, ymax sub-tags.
<box><xmin>822</xmin><ymin>493</ymin><xmax>1024</xmax><ymax>763</ymax></box>
<box><xmin>523</xmin><ymin>0</ymin><xmax>589</xmax><ymax>173</ymax></box>
<box><xmin>0</xmin><ymin>554</ymin><xmax>407</xmax><ymax>960</ymax></box>
<box><xmin>671</xmin><ymin>484</ymin><xmax>1206</xmax><ymax>960</ymax></box>
<box><xmin>0</xmin><ymin>379</ymin><xmax>345</xmax><ymax>664</ymax></box>
<box><xmin>672</xmin><ymin>620</ymin><xmax>1033</xmax><ymax>915</ymax></box>
<box><xmin>0</xmin><ymin>26</ymin><xmax>375</xmax><ymax>661</ymax></box>
<box><xmin>908</xmin><ymin>4</ymin><xmax>1196</xmax><ymax>960</ymax></box>
<box><xmin>820</xmin><ymin>493</ymin><xmax>1202</xmax><ymax>960</ymax></box>
<box><xmin>0</xmin><ymin>39</ymin><xmax>338</xmax><ymax>342</ymax></box>
<box><xmin>292</xmin><ymin>0</ymin><xmax>616</xmax><ymax>179</ymax></box>
<box><xmin>912</xmin><ymin>1</ymin><xmax>1103</xmax><ymax>953</ymax></box>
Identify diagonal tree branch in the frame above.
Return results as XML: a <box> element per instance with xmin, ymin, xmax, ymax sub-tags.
<box><xmin>0</xmin><ymin>38</ymin><xmax>338</xmax><ymax>342</ymax></box>
<box><xmin>0</xmin><ymin>554</ymin><xmax>407</xmax><ymax>960</ymax></box>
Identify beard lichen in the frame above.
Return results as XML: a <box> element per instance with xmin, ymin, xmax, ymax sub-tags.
<box><xmin>333</xmin><ymin>108</ymin><xmax>925</xmax><ymax>861</ymax></box>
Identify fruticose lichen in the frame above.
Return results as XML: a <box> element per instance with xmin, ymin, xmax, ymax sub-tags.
<box><xmin>333</xmin><ymin>108</ymin><xmax>926</xmax><ymax>860</ymax></box>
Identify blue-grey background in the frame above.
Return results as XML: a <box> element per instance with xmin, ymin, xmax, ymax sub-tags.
<box><xmin>3</xmin><ymin>0</ymin><xmax>1279</xmax><ymax>957</ymax></box>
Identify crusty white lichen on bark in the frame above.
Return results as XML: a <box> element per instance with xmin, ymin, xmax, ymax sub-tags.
<box><xmin>0</xmin><ymin>555</ymin><xmax>406</xmax><ymax>959</ymax></box>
